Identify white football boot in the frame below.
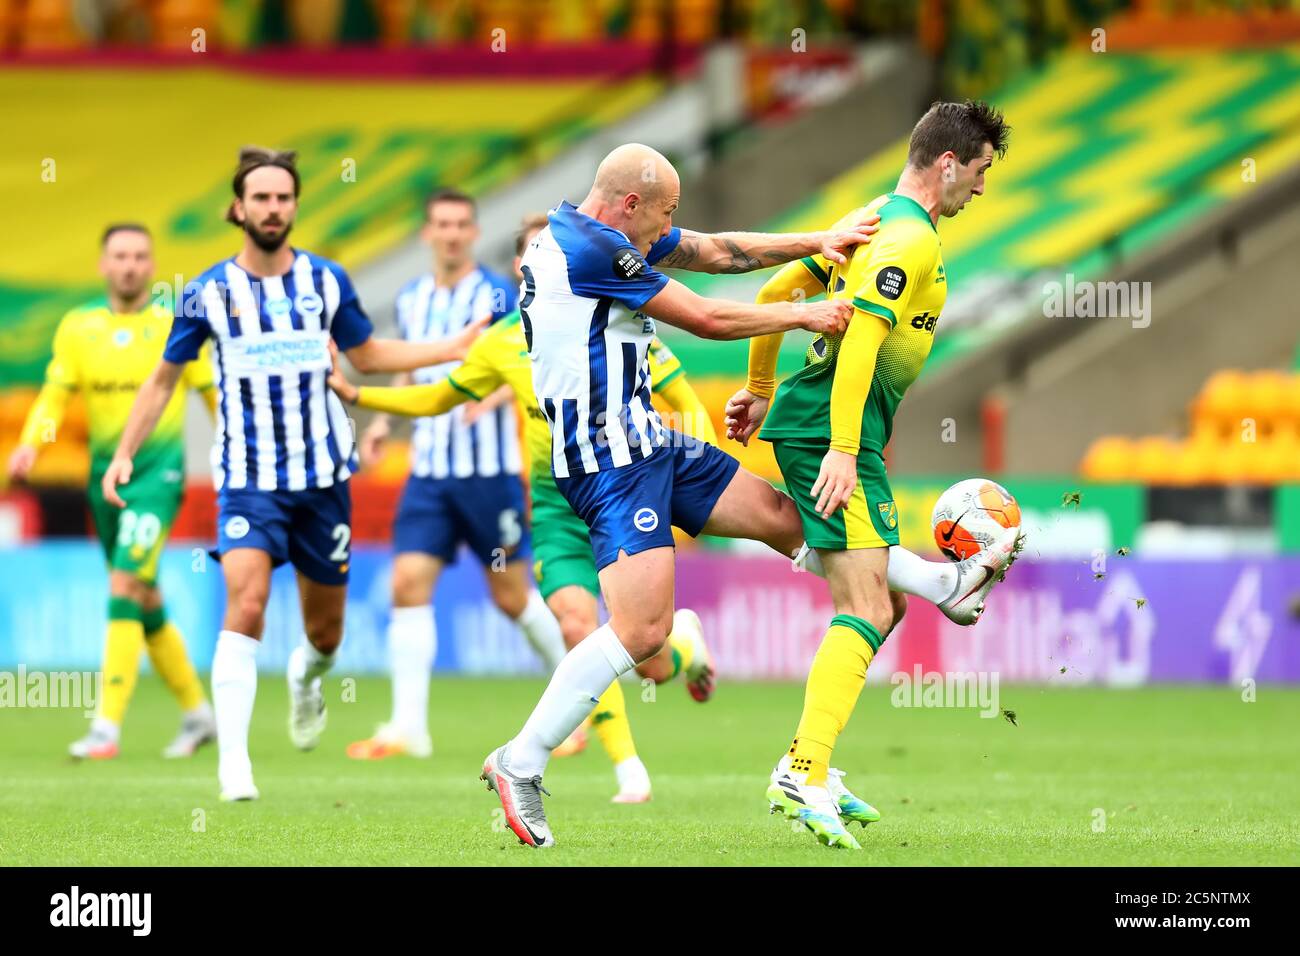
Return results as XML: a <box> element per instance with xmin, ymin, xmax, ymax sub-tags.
<box><xmin>162</xmin><ymin>704</ymin><xmax>217</xmax><ymax>759</ymax></box>
<box><xmin>674</xmin><ymin>608</ymin><xmax>715</xmax><ymax>702</ymax></box>
<box><xmin>766</xmin><ymin>765</ymin><xmax>861</xmax><ymax>850</ymax></box>
<box><xmin>287</xmin><ymin>647</ymin><xmax>327</xmax><ymax>751</ymax></box>
<box><xmin>937</xmin><ymin>526</ymin><xmax>1024</xmax><ymax>625</ymax></box>
<box><xmin>219</xmin><ymin>756</ymin><xmax>260</xmax><ymax>802</ymax></box>
<box><xmin>611</xmin><ymin>756</ymin><xmax>652</xmax><ymax>804</ymax></box>
<box><xmin>481</xmin><ymin>744</ymin><xmax>554</xmax><ymax>847</ymax></box>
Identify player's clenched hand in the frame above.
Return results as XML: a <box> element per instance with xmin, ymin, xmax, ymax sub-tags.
<box><xmin>7</xmin><ymin>445</ymin><xmax>37</xmax><ymax>483</ymax></box>
<box><xmin>449</xmin><ymin>315</ymin><xmax>490</xmax><ymax>360</ymax></box>
<box><xmin>326</xmin><ymin>341</ymin><xmax>359</xmax><ymax>405</ymax></box>
<box><xmin>797</xmin><ymin>298</ymin><xmax>852</xmax><ymax>336</ymax></box>
<box><xmin>811</xmin><ymin>448</ymin><xmax>857</xmax><ymax>519</ymax></box>
<box><xmin>724</xmin><ymin>388</ymin><xmax>770</xmax><ymax>447</ymax></box>
<box><xmin>817</xmin><ymin>214</ymin><xmax>880</xmax><ymax>265</ymax></box>
<box><xmin>101</xmin><ymin>456</ymin><xmax>133</xmax><ymax>509</ymax></box>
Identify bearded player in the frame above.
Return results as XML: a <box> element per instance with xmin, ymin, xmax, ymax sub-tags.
<box><xmin>102</xmin><ymin>147</ymin><xmax>483</xmax><ymax>801</ymax></box>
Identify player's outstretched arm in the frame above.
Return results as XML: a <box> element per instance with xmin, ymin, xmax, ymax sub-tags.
<box><xmin>344</xmin><ymin>315</ymin><xmax>488</xmax><ymax>374</ymax></box>
<box><xmin>728</xmin><ymin>258</ymin><xmax>831</xmax><ymax>444</ymax></box>
<box><xmin>642</xmin><ymin>278</ymin><xmax>851</xmax><ymax>341</ymax></box>
<box><xmin>654</xmin><ymin>216</ymin><xmax>878</xmax><ymax>275</ymax></box>
<box><xmin>327</xmin><ymin>343</ymin><xmax>467</xmax><ymax>418</ymax></box>
<box><xmin>343</xmin><ymin>380</ymin><xmax>464</xmax><ymax>419</ymax></box>
<box><xmin>102</xmin><ymin>360</ymin><xmax>185</xmax><ymax>507</ymax></box>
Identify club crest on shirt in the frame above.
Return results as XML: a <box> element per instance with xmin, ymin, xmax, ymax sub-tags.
<box><xmin>295</xmin><ymin>292</ymin><xmax>323</xmax><ymax>317</ymax></box>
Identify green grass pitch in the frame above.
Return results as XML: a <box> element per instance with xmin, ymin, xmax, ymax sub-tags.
<box><xmin>2</xmin><ymin>676</ymin><xmax>1297</xmax><ymax>866</ymax></box>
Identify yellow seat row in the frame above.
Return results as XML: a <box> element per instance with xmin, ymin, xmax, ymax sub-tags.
<box><xmin>1083</xmin><ymin>434</ymin><xmax>1300</xmax><ymax>484</ymax></box>
<box><xmin>1191</xmin><ymin>369</ymin><xmax>1300</xmax><ymax>440</ymax></box>
<box><xmin>1082</xmin><ymin>370</ymin><xmax>1300</xmax><ymax>483</ymax></box>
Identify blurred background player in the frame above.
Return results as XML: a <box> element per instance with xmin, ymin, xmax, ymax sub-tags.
<box><xmin>101</xmin><ymin>147</ymin><xmax>484</xmax><ymax>802</ymax></box>
<box><xmin>331</xmin><ymin>211</ymin><xmax>717</xmax><ymax>802</ymax></box>
<box><xmin>732</xmin><ymin>101</ymin><xmax>1019</xmax><ymax>849</ymax></box>
<box><xmin>348</xmin><ymin>191</ymin><xmax>564</xmax><ymax>761</ymax></box>
<box><xmin>7</xmin><ymin>224</ymin><xmax>216</xmax><ymax>760</ymax></box>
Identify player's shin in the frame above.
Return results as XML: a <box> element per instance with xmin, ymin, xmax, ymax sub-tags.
<box><xmin>590</xmin><ymin>678</ymin><xmax>636</xmax><ymax>763</ymax></box>
<box><xmin>98</xmin><ymin>596</ymin><xmax>147</xmax><ymax>733</ymax></box>
<box><xmin>799</xmin><ymin>543</ymin><xmax>957</xmax><ymax>604</ymax></box>
<box><xmin>212</xmin><ymin>630</ymin><xmax>259</xmax><ymax>796</ymax></box>
<box><xmin>788</xmin><ymin>616</ymin><xmax>880</xmax><ymax>786</ymax></box>
<box><xmin>142</xmin><ymin>607</ymin><xmax>207</xmax><ymax>713</ymax></box>
<box><xmin>291</xmin><ymin>637</ymin><xmax>336</xmax><ymax>682</ymax></box>
<box><xmin>509</xmin><ymin>623</ymin><xmax>636</xmax><ymax>777</ymax></box>
<box><xmin>514</xmin><ymin>589</ymin><xmax>566</xmax><ymax>670</ymax></box>
<box><xmin>387</xmin><ymin>605</ymin><xmax>435</xmax><ymax>740</ymax></box>
<box><xmin>287</xmin><ymin>636</ymin><xmax>334</xmax><ymax>751</ymax></box>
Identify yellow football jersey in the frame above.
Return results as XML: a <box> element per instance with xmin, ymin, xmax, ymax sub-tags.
<box><xmin>761</xmin><ymin>193</ymin><xmax>946</xmax><ymax>454</ymax></box>
<box><xmin>446</xmin><ymin>310</ymin><xmax>686</xmax><ymax>477</ymax></box>
<box><xmin>28</xmin><ymin>301</ymin><xmax>214</xmax><ymax>477</ymax></box>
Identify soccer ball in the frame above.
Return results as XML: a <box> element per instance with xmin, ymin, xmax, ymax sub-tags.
<box><xmin>931</xmin><ymin>478</ymin><xmax>1021</xmax><ymax>562</ymax></box>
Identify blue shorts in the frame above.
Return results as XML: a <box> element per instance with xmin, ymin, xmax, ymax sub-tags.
<box><xmin>393</xmin><ymin>473</ymin><xmax>531</xmax><ymax>567</ymax></box>
<box><xmin>216</xmin><ymin>481</ymin><xmax>353</xmax><ymax>586</ymax></box>
<box><xmin>555</xmin><ymin>431</ymin><xmax>739</xmax><ymax>571</ymax></box>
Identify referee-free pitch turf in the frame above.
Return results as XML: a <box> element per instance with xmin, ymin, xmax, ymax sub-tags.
<box><xmin>2</xmin><ymin>676</ymin><xmax>1297</xmax><ymax>866</ymax></box>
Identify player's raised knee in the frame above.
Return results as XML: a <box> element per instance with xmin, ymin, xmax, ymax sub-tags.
<box><xmin>611</xmin><ymin>614</ymin><xmax>673</xmax><ymax>664</ymax></box>
<box><xmin>108</xmin><ymin>570</ymin><xmax>151</xmax><ymax>604</ymax></box>
<box><xmin>227</xmin><ymin>587</ymin><xmax>269</xmax><ymax>636</ymax></box>
<box><xmin>391</xmin><ymin>561</ymin><xmax>435</xmax><ymax>608</ymax></box>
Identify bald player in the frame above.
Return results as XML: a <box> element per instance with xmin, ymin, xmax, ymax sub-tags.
<box><xmin>478</xmin><ymin>143</ymin><xmax>882</xmax><ymax>847</ymax></box>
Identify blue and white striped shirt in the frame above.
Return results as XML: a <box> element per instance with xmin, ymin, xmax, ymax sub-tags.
<box><xmin>395</xmin><ymin>266</ymin><xmax>521</xmax><ymax>479</ymax></box>
<box><xmin>519</xmin><ymin>202</ymin><xmax>681</xmax><ymax>478</ymax></box>
<box><xmin>163</xmin><ymin>250</ymin><xmax>373</xmax><ymax>492</ymax></box>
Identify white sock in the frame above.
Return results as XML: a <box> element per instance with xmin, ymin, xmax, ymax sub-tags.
<box><xmin>801</xmin><ymin>544</ymin><xmax>958</xmax><ymax>604</ymax></box>
<box><xmin>509</xmin><ymin>623</ymin><xmax>636</xmax><ymax>777</ymax></box>
<box><xmin>211</xmin><ymin>630</ymin><xmax>259</xmax><ymax>785</ymax></box>
<box><xmin>514</xmin><ymin>589</ymin><xmax>566</xmax><ymax>670</ymax></box>
<box><xmin>614</xmin><ymin>755</ymin><xmax>651</xmax><ymax>794</ymax></box>
<box><xmin>388</xmin><ymin>605</ymin><xmax>435</xmax><ymax>739</ymax></box>
<box><xmin>90</xmin><ymin>716</ymin><xmax>120</xmax><ymax>741</ymax></box>
<box><xmin>184</xmin><ymin>701</ymin><xmax>214</xmax><ymax>723</ymax></box>
<box><xmin>886</xmin><ymin>545</ymin><xmax>959</xmax><ymax>604</ymax></box>
<box><xmin>290</xmin><ymin>638</ymin><xmax>336</xmax><ymax>685</ymax></box>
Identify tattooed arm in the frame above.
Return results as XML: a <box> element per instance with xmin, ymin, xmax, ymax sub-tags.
<box><xmin>654</xmin><ymin>218</ymin><xmax>879</xmax><ymax>275</ymax></box>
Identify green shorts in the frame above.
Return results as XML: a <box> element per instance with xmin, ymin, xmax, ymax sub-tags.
<box><xmin>87</xmin><ymin>465</ymin><xmax>183</xmax><ymax>585</ymax></box>
<box><xmin>771</xmin><ymin>439</ymin><xmax>899</xmax><ymax>551</ymax></box>
<box><xmin>530</xmin><ymin>474</ymin><xmax>600</xmax><ymax>600</ymax></box>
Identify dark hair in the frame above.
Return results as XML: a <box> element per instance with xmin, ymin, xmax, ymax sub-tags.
<box><xmin>425</xmin><ymin>187</ymin><xmax>477</xmax><ymax>222</ymax></box>
<box><xmin>226</xmin><ymin>146</ymin><xmax>300</xmax><ymax>225</ymax></box>
<box><xmin>101</xmin><ymin>222</ymin><xmax>151</xmax><ymax>247</ymax></box>
<box><xmin>515</xmin><ymin>212</ymin><xmax>549</xmax><ymax>256</ymax></box>
<box><xmin>907</xmin><ymin>100</ymin><xmax>1010</xmax><ymax>168</ymax></box>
